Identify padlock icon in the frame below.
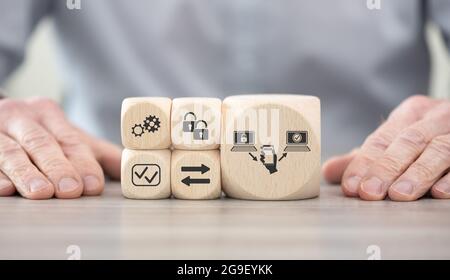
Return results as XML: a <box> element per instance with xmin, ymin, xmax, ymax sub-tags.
<box><xmin>240</xmin><ymin>133</ymin><xmax>248</xmax><ymax>144</ymax></box>
<box><xmin>193</xmin><ymin>120</ymin><xmax>209</xmax><ymax>140</ymax></box>
<box><xmin>183</xmin><ymin>112</ymin><xmax>197</xmax><ymax>132</ymax></box>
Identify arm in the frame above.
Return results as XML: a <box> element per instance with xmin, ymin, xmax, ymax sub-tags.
<box><xmin>429</xmin><ymin>0</ymin><xmax>450</xmax><ymax>52</ymax></box>
<box><xmin>0</xmin><ymin>1</ymin><xmax>121</xmax><ymax>200</ymax></box>
<box><xmin>0</xmin><ymin>0</ymin><xmax>53</xmax><ymax>86</ymax></box>
<box><xmin>322</xmin><ymin>1</ymin><xmax>450</xmax><ymax>201</ymax></box>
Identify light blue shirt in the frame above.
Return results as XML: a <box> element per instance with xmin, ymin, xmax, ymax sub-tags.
<box><xmin>1</xmin><ymin>0</ymin><xmax>449</xmax><ymax>158</ymax></box>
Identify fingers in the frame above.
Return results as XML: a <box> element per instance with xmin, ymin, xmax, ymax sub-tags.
<box><xmin>56</xmin><ymin>135</ymin><xmax>105</xmax><ymax>196</ymax></box>
<box><xmin>0</xmin><ymin>97</ymin><xmax>115</xmax><ymax>199</ymax></box>
<box><xmin>358</xmin><ymin>101</ymin><xmax>450</xmax><ymax>200</ymax></box>
<box><xmin>322</xmin><ymin>149</ymin><xmax>357</xmax><ymax>184</ymax></box>
<box><xmin>28</xmin><ymin>98</ymin><xmax>105</xmax><ymax>195</ymax></box>
<box><xmin>341</xmin><ymin>123</ymin><xmax>410</xmax><ymax>197</ymax></box>
<box><xmin>0</xmin><ymin>170</ymin><xmax>15</xmax><ymax>196</ymax></box>
<box><xmin>0</xmin><ymin>133</ymin><xmax>54</xmax><ymax>199</ymax></box>
<box><xmin>3</xmin><ymin>117</ymin><xmax>83</xmax><ymax>199</ymax></box>
<box><xmin>359</xmin><ymin>121</ymin><xmax>449</xmax><ymax>200</ymax></box>
<box><xmin>431</xmin><ymin>173</ymin><xmax>450</xmax><ymax>199</ymax></box>
<box><xmin>91</xmin><ymin>138</ymin><xmax>121</xmax><ymax>180</ymax></box>
<box><xmin>65</xmin><ymin>145</ymin><xmax>105</xmax><ymax>196</ymax></box>
<box><xmin>358</xmin><ymin>126</ymin><xmax>429</xmax><ymax>200</ymax></box>
<box><xmin>77</xmin><ymin>129</ymin><xmax>121</xmax><ymax>180</ymax></box>
<box><xmin>388</xmin><ymin>134</ymin><xmax>450</xmax><ymax>201</ymax></box>
<box><xmin>341</xmin><ymin>95</ymin><xmax>438</xmax><ymax>197</ymax></box>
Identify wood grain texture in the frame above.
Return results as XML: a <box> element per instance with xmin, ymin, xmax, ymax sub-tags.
<box><xmin>121</xmin><ymin>149</ymin><xmax>171</xmax><ymax>199</ymax></box>
<box><xmin>171</xmin><ymin>150</ymin><xmax>221</xmax><ymax>200</ymax></box>
<box><xmin>221</xmin><ymin>94</ymin><xmax>321</xmax><ymax>200</ymax></box>
<box><xmin>1</xmin><ymin>182</ymin><xmax>449</xmax><ymax>260</ymax></box>
<box><xmin>171</xmin><ymin>97</ymin><xmax>222</xmax><ymax>150</ymax></box>
<box><xmin>121</xmin><ymin>97</ymin><xmax>172</xmax><ymax>150</ymax></box>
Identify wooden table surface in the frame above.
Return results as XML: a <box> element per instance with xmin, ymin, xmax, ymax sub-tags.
<box><xmin>0</xmin><ymin>181</ymin><xmax>449</xmax><ymax>259</ymax></box>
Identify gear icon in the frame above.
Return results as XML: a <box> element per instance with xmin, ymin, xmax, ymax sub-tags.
<box><xmin>132</xmin><ymin>124</ymin><xmax>145</xmax><ymax>137</ymax></box>
<box><xmin>143</xmin><ymin>115</ymin><xmax>161</xmax><ymax>133</ymax></box>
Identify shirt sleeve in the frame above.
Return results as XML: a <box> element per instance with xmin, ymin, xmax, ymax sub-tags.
<box><xmin>0</xmin><ymin>0</ymin><xmax>52</xmax><ymax>87</ymax></box>
<box><xmin>429</xmin><ymin>0</ymin><xmax>450</xmax><ymax>51</ymax></box>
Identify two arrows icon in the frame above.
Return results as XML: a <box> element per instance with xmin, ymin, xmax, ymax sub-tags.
<box><xmin>181</xmin><ymin>164</ymin><xmax>210</xmax><ymax>186</ymax></box>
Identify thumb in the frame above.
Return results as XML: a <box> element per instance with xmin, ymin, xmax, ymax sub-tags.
<box><xmin>322</xmin><ymin>149</ymin><xmax>358</xmax><ymax>184</ymax></box>
<box><xmin>93</xmin><ymin>138</ymin><xmax>122</xmax><ymax>180</ymax></box>
<box><xmin>77</xmin><ymin>128</ymin><xmax>122</xmax><ymax>180</ymax></box>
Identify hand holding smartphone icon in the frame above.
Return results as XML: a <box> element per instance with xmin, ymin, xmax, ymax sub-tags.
<box><xmin>260</xmin><ymin>145</ymin><xmax>278</xmax><ymax>174</ymax></box>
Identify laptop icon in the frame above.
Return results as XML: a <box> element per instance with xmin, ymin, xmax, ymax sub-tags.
<box><xmin>231</xmin><ymin>131</ymin><xmax>257</xmax><ymax>152</ymax></box>
<box><xmin>284</xmin><ymin>131</ymin><xmax>311</xmax><ymax>152</ymax></box>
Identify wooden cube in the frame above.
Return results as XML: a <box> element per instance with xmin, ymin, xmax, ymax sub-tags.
<box><xmin>171</xmin><ymin>150</ymin><xmax>221</xmax><ymax>200</ymax></box>
<box><xmin>121</xmin><ymin>97</ymin><xmax>171</xmax><ymax>150</ymax></box>
<box><xmin>221</xmin><ymin>94</ymin><xmax>321</xmax><ymax>200</ymax></box>
<box><xmin>121</xmin><ymin>149</ymin><xmax>171</xmax><ymax>199</ymax></box>
<box><xmin>171</xmin><ymin>97</ymin><xmax>221</xmax><ymax>150</ymax></box>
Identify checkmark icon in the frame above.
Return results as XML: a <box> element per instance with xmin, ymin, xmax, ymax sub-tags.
<box><xmin>132</xmin><ymin>164</ymin><xmax>161</xmax><ymax>187</ymax></box>
<box><xmin>134</xmin><ymin>166</ymin><xmax>149</xmax><ymax>179</ymax></box>
<box><xmin>293</xmin><ymin>134</ymin><xmax>301</xmax><ymax>141</ymax></box>
<box><xmin>145</xmin><ymin>171</ymin><xmax>159</xmax><ymax>184</ymax></box>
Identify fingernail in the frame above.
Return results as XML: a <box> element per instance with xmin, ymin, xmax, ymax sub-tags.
<box><xmin>58</xmin><ymin>178</ymin><xmax>80</xmax><ymax>193</ymax></box>
<box><xmin>361</xmin><ymin>177</ymin><xmax>383</xmax><ymax>195</ymax></box>
<box><xmin>391</xmin><ymin>181</ymin><xmax>414</xmax><ymax>195</ymax></box>
<box><xmin>30</xmin><ymin>179</ymin><xmax>49</xmax><ymax>193</ymax></box>
<box><xmin>83</xmin><ymin>176</ymin><xmax>100</xmax><ymax>192</ymax></box>
<box><xmin>435</xmin><ymin>182</ymin><xmax>450</xmax><ymax>194</ymax></box>
<box><xmin>0</xmin><ymin>179</ymin><xmax>12</xmax><ymax>190</ymax></box>
<box><xmin>345</xmin><ymin>176</ymin><xmax>361</xmax><ymax>193</ymax></box>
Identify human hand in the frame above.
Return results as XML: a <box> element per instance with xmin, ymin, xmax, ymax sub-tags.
<box><xmin>322</xmin><ymin>95</ymin><xmax>450</xmax><ymax>201</ymax></box>
<box><xmin>0</xmin><ymin>97</ymin><xmax>121</xmax><ymax>199</ymax></box>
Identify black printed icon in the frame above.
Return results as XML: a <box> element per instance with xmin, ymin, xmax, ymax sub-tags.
<box><xmin>183</xmin><ymin>112</ymin><xmax>196</xmax><ymax>132</ymax></box>
<box><xmin>284</xmin><ymin>131</ymin><xmax>310</xmax><ymax>152</ymax></box>
<box><xmin>193</xmin><ymin>120</ymin><xmax>208</xmax><ymax>140</ymax></box>
<box><xmin>143</xmin><ymin>115</ymin><xmax>161</xmax><ymax>133</ymax></box>
<box><xmin>231</xmin><ymin>131</ymin><xmax>257</xmax><ymax>152</ymax></box>
<box><xmin>260</xmin><ymin>145</ymin><xmax>278</xmax><ymax>174</ymax></box>
<box><xmin>131</xmin><ymin>115</ymin><xmax>161</xmax><ymax>137</ymax></box>
<box><xmin>248</xmin><ymin>152</ymin><xmax>258</xmax><ymax>161</ymax></box>
<box><xmin>131</xmin><ymin>124</ymin><xmax>145</xmax><ymax>137</ymax></box>
<box><xmin>181</xmin><ymin>164</ymin><xmax>210</xmax><ymax>186</ymax></box>
<box><xmin>182</xmin><ymin>112</ymin><xmax>209</xmax><ymax>140</ymax></box>
<box><xmin>132</xmin><ymin>164</ymin><xmax>161</xmax><ymax>186</ymax></box>
<box><xmin>232</xmin><ymin>129</ymin><xmax>310</xmax><ymax>175</ymax></box>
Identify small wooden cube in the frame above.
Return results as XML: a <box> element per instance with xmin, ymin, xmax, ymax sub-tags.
<box><xmin>171</xmin><ymin>150</ymin><xmax>221</xmax><ymax>200</ymax></box>
<box><xmin>121</xmin><ymin>149</ymin><xmax>171</xmax><ymax>199</ymax></box>
<box><xmin>121</xmin><ymin>97</ymin><xmax>172</xmax><ymax>150</ymax></box>
<box><xmin>171</xmin><ymin>97</ymin><xmax>221</xmax><ymax>150</ymax></box>
<box><xmin>221</xmin><ymin>94</ymin><xmax>321</xmax><ymax>200</ymax></box>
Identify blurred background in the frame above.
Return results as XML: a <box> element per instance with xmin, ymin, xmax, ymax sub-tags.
<box><xmin>3</xmin><ymin>19</ymin><xmax>450</xmax><ymax>101</ymax></box>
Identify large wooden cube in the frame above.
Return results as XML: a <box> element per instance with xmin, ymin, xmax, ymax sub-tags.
<box><xmin>221</xmin><ymin>94</ymin><xmax>321</xmax><ymax>200</ymax></box>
